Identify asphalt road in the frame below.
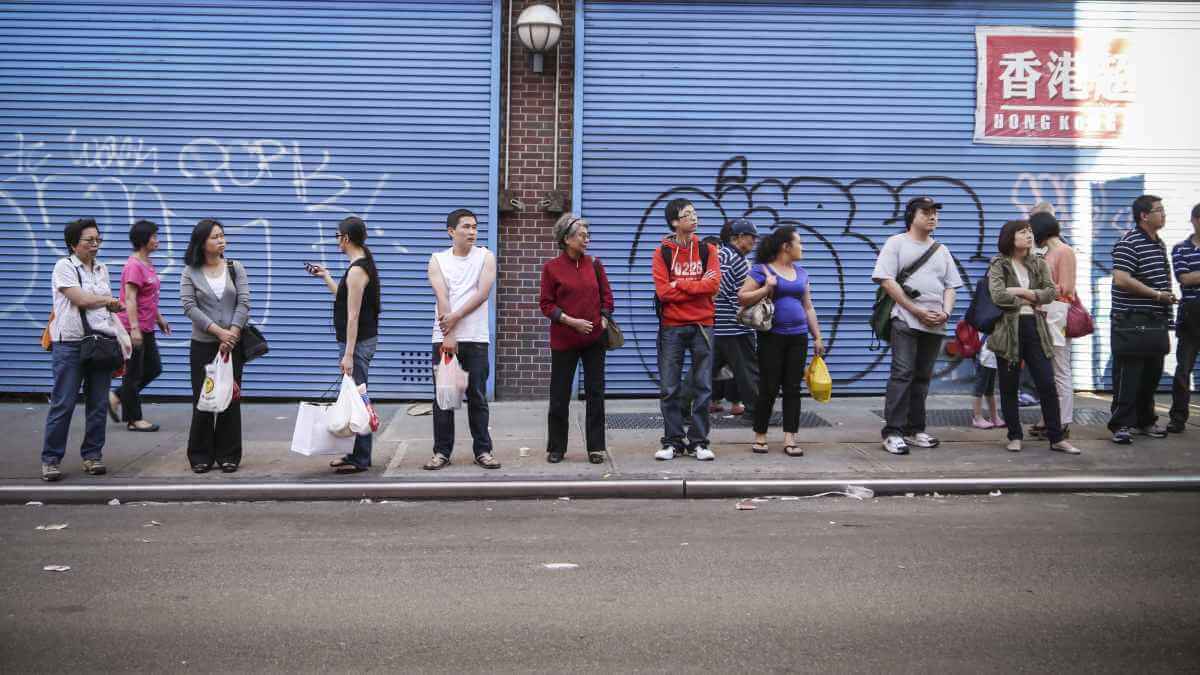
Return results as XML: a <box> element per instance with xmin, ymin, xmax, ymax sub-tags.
<box><xmin>2</xmin><ymin>494</ymin><xmax>1198</xmax><ymax>673</ymax></box>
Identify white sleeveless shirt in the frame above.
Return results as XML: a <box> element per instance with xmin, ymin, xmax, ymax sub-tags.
<box><xmin>431</xmin><ymin>246</ymin><xmax>490</xmax><ymax>343</ymax></box>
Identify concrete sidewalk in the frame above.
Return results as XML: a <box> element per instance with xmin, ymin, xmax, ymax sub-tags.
<box><xmin>2</xmin><ymin>393</ymin><xmax>1198</xmax><ymax>500</ymax></box>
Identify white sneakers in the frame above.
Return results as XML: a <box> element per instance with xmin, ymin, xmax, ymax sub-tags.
<box><xmin>1006</xmin><ymin>438</ymin><xmax>1022</xmax><ymax>452</ymax></box>
<box><xmin>904</xmin><ymin>432</ymin><xmax>940</xmax><ymax>448</ymax></box>
<box><xmin>654</xmin><ymin>446</ymin><xmax>715</xmax><ymax>461</ymax></box>
<box><xmin>882</xmin><ymin>436</ymin><xmax>909</xmax><ymax>455</ymax></box>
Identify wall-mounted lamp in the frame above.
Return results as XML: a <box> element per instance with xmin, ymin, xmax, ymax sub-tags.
<box><xmin>515</xmin><ymin>3</ymin><xmax>562</xmax><ymax>74</ymax></box>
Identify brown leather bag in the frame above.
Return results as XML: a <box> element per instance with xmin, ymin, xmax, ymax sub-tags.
<box><xmin>40</xmin><ymin>311</ymin><xmax>54</xmax><ymax>351</ymax></box>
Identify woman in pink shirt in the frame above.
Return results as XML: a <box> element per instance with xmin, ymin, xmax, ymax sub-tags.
<box><xmin>108</xmin><ymin>220</ymin><xmax>171</xmax><ymax>431</ymax></box>
<box><xmin>1030</xmin><ymin>212</ymin><xmax>1076</xmax><ymax>438</ymax></box>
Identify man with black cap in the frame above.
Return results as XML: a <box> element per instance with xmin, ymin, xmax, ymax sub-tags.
<box><xmin>1168</xmin><ymin>202</ymin><xmax>1200</xmax><ymax>433</ymax></box>
<box><xmin>713</xmin><ymin>218</ymin><xmax>760</xmax><ymax>421</ymax></box>
<box><xmin>871</xmin><ymin>196</ymin><xmax>962</xmax><ymax>455</ymax></box>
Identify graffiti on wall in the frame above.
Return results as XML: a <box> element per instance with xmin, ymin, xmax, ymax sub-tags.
<box><xmin>0</xmin><ymin>130</ymin><xmax>399</xmax><ymax>348</ymax></box>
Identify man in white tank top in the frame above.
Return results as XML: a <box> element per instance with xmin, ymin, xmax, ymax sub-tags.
<box><xmin>424</xmin><ymin>209</ymin><xmax>500</xmax><ymax>470</ymax></box>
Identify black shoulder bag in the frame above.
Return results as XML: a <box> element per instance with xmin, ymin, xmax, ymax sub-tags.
<box><xmin>869</xmin><ymin>241</ymin><xmax>942</xmax><ymax>350</ymax></box>
<box><xmin>74</xmin><ymin>266</ymin><xmax>125</xmax><ymax>371</ymax></box>
<box><xmin>226</xmin><ymin>261</ymin><xmax>269</xmax><ymax>362</ymax></box>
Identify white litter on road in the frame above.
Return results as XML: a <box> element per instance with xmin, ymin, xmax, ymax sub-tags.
<box><xmin>35</xmin><ymin>524</ymin><xmax>68</xmax><ymax>531</ymax></box>
<box><xmin>144</xmin><ymin>521</ymin><xmax>162</xmax><ymax>527</ymax></box>
<box><xmin>557</xmin><ymin>496</ymin><xmax>571</xmax><ymax>501</ymax></box>
<box><xmin>25</xmin><ymin>501</ymin><xmax>43</xmax><ymax>506</ymax></box>
<box><xmin>989</xmin><ymin>489</ymin><xmax>1003</xmax><ymax>497</ymax></box>
<box><xmin>543</xmin><ymin>563</ymin><xmax>579</xmax><ymax>570</ymax></box>
<box><xmin>518</xmin><ymin>447</ymin><xmax>530</xmax><ymax>457</ymax></box>
<box><xmin>42</xmin><ymin>565</ymin><xmax>71</xmax><ymax>572</ymax></box>
<box><xmin>107</xmin><ymin>498</ymin><xmax>121</xmax><ymax>506</ymax></box>
<box><xmin>274</xmin><ymin>416</ymin><xmax>288</xmax><ymax>420</ymax></box>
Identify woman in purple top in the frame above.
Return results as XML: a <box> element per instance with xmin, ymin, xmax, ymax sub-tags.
<box><xmin>738</xmin><ymin>226</ymin><xmax>825</xmax><ymax>457</ymax></box>
<box><xmin>109</xmin><ymin>219</ymin><xmax>170</xmax><ymax>432</ymax></box>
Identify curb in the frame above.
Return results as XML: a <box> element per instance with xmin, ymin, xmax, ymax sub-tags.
<box><xmin>3</xmin><ymin>475</ymin><xmax>1200</xmax><ymax>504</ymax></box>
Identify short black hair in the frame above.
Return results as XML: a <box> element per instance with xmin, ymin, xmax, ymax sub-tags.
<box><xmin>718</xmin><ymin>220</ymin><xmax>734</xmax><ymax>244</ymax></box>
<box><xmin>1132</xmin><ymin>194</ymin><xmax>1161</xmax><ymax>226</ymax></box>
<box><xmin>129</xmin><ymin>219</ymin><xmax>158</xmax><ymax>250</ymax></box>
<box><xmin>1028</xmin><ymin>212</ymin><xmax>1060</xmax><ymax>246</ymax></box>
<box><xmin>1191</xmin><ymin>202</ymin><xmax>1200</xmax><ymax>220</ymax></box>
<box><xmin>183</xmin><ymin>218</ymin><xmax>223</xmax><ymax>267</ymax></box>
<box><xmin>64</xmin><ymin>217</ymin><xmax>98</xmax><ymax>252</ymax></box>
<box><xmin>754</xmin><ymin>226</ymin><xmax>798</xmax><ymax>264</ymax></box>
<box><xmin>446</xmin><ymin>209</ymin><xmax>477</xmax><ymax>231</ymax></box>
<box><xmin>664</xmin><ymin>198</ymin><xmax>692</xmax><ymax>230</ymax></box>
<box><xmin>997</xmin><ymin>220</ymin><xmax>1031</xmax><ymax>257</ymax></box>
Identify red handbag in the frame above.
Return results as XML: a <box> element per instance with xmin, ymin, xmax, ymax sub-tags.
<box><xmin>1064</xmin><ymin>295</ymin><xmax>1094</xmax><ymax>338</ymax></box>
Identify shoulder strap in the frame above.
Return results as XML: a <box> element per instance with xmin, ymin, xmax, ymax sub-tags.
<box><xmin>226</xmin><ymin>259</ymin><xmax>237</xmax><ymax>282</ymax></box>
<box><xmin>896</xmin><ymin>241</ymin><xmax>942</xmax><ymax>286</ymax></box>
<box><xmin>72</xmin><ymin>264</ymin><xmax>95</xmax><ymax>337</ymax></box>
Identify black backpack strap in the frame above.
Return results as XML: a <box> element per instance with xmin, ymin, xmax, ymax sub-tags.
<box><xmin>896</xmin><ymin>241</ymin><xmax>942</xmax><ymax>286</ymax></box>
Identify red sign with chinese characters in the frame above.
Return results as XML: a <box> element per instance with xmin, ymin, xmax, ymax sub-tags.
<box><xmin>975</xmin><ymin>27</ymin><xmax>1136</xmax><ymax>145</ymax></box>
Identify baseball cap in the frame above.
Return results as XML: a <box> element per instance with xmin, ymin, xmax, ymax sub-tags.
<box><xmin>905</xmin><ymin>196</ymin><xmax>944</xmax><ymax>212</ymax></box>
<box><xmin>729</xmin><ymin>217</ymin><xmax>758</xmax><ymax>237</ymax></box>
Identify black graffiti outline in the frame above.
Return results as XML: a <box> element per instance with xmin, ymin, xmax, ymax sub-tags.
<box><xmin>624</xmin><ymin>155</ymin><xmax>989</xmax><ymax>387</ymax></box>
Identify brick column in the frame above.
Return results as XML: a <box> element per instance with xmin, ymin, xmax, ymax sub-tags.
<box><xmin>495</xmin><ymin>0</ymin><xmax>575</xmax><ymax>399</ymax></box>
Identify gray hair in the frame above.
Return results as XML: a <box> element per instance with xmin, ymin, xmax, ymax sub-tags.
<box><xmin>1031</xmin><ymin>201</ymin><xmax>1056</xmax><ymax>216</ymax></box>
<box><xmin>553</xmin><ymin>212</ymin><xmax>588</xmax><ymax>249</ymax></box>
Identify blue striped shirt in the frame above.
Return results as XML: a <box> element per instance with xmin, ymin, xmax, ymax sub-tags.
<box><xmin>1172</xmin><ymin>236</ymin><xmax>1200</xmax><ymax>305</ymax></box>
<box><xmin>1112</xmin><ymin>227</ymin><xmax>1172</xmax><ymax>317</ymax></box>
<box><xmin>714</xmin><ymin>244</ymin><xmax>753</xmax><ymax>336</ymax></box>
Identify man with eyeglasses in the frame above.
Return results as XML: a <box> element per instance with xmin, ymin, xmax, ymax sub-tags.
<box><xmin>1108</xmin><ymin>195</ymin><xmax>1176</xmax><ymax>444</ymax></box>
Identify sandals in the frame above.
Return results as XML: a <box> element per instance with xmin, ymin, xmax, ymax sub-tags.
<box><xmin>784</xmin><ymin>445</ymin><xmax>804</xmax><ymax>457</ymax></box>
<box><xmin>751</xmin><ymin>442</ymin><xmax>769</xmax><ymax>454</ymax></box>
<box><xmin>423</xmin><ymin>454</ymin><xmax>450</xmax><ymax>470</ymax></box>
<box><xmin>127</xmin><ymin>421</ymin><xmax>160</xmax><ymax>432</ymax></box>
<box><xmin>330</xmin><ymin>457</ymin><xmax>368</xmax><ymax>473</ymax></box>
<box><xmin>587</xmin><ymin>451</ymin><xmax>606</xmax><ymax>465</ymax></box>
<box><xmin>474</xmin><ymin>453</ymin><xmax>502</xmax><ymax>469</ymax></box>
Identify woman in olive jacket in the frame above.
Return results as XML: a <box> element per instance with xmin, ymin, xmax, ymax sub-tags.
<box><xmin>986</xmin><ymin>219</ymin><xmax>1078</xmax><ymax>454</ymax></box>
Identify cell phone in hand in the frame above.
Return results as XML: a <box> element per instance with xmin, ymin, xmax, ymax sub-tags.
<box><xmin>304</xmin><ymin>261</ymin><xmax>317</xmax><ymax>274</ymax></box>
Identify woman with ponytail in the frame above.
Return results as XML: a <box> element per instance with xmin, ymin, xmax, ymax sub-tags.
<box><xmin>307</xmin><ymin>216</ymin><xmax>382</xmax><ymax>473</ymax></box>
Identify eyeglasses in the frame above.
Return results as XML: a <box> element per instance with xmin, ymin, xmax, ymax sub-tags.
<box><xmin>335</xmin><ymin>233</ymin><xmax>347</xmax><ymax>241</ymax></box>
<box><xmin>79</xmin><ymin>237</ymin><xmax>102</xmax><ymax>245</ymax></box>
<box><xmin>1149</xmin><ymin>207</ymin><xmax>1166</xmax><ymax>214</ymax></box>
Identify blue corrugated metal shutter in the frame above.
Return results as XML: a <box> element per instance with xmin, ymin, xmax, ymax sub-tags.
<box><xmin>576</xmin><ymin>0</ymin><xmax>1200</xmax><ymax>395</ymax></box>
<box><xmin>0</xmin><ymin>0</ymin><xmax>498</xmax><ymax>398</ymax></box>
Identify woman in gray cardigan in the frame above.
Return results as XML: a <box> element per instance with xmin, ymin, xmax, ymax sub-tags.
<box><xmin>179</xmin><ymin>218</ymin><xmax>251</xmax><ymax>473</ymax></box>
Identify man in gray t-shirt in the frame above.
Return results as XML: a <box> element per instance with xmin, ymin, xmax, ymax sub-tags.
<box><xmin>871</xmin><ymin>196</ymin><xmax>962</xmax><ymax>455</ymax></box>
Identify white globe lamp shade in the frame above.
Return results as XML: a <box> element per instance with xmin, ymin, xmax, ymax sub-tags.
<box><xmin>516</xmin><ymin>3</ymin><xmax>563</xmax><ymax>73</ymax></box>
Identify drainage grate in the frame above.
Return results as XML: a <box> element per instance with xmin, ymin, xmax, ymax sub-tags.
<box><xmin>606</xmin><ymin>411</ymin><xmax>831</xmax><ymax>430</ymax></box>
<box><xmin>870</xmin><ymin>408</ymin><xmax>1111</xmax><ymax>427</ymax></box>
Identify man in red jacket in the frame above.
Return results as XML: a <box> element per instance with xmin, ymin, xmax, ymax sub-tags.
<box><xmin>653</xmin><ymin>198</ymin><xmax>721</xmax><ymax>461</ymax></box>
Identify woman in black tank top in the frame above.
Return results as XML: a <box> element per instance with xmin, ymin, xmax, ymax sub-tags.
<box><xmin>306</xmin><ymin>216</ymin><xmax>382</xmax><ymax>473</ymax></box>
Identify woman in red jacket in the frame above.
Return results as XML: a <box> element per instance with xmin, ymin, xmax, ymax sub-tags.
<box><xmin>539</xmin><ymin>213</ymin><xmax>614</xmax><ymax>464</ymax></box>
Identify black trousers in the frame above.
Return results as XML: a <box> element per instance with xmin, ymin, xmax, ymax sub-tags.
<box><xmin>1110</xmin><ymin>353</ymin><xmax>1165</xmax><ymax>431</ymax></box>
<box><xmin>547</xmin><ymin>339</ymin><xmax>606</xmax><ymax>454</ymax></box>
<box><xmin>997</xmin><ymin>316</ymin><xmax>1062</xmax><ymax>444</ymax></box>
<box><xmin>753</xmin><ymin>331</ymin><xmax>808</xmax><ymax>434</ymax></box>
<box><xmin>115</xmin><ymin>330</ymin><xmax>163</xmax><ymax>423</ymax></box>
<box><xmin>1170</xmin><ymin>321</ymin><xmax>1200</xmax><ymax>426</ymax></box>
<box><xmin>713</xmin><ymin>333</ymin><xmax>758</xmax><ymax>411</ymax></box>
<box><xmin>187</xmin><ymin>340</ymin><xmax>245</xmax><ymax>466</ymax></box>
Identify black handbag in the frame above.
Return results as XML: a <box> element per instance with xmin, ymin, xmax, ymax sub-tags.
<box><xmin>1111</xmin><ymin>310</ymin><xmax>1170</xmax><ymax>356</ymax></box>
<box><xmin>74</xmin><ymin>267</ymin><xmax>124</xmax><ymax>372</ymax></box>
<box><xmin>227</xmin><ymin>261</ymin><xmax>269</xmax><ymax>362</ymax></box>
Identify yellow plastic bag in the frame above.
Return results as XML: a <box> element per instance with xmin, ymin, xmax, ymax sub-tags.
<box><xmin>805</xmin><ymin>355</ymin><xmax>832</xmax><ymax>403</ymax></box>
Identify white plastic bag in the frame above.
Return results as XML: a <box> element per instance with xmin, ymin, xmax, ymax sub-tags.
<box><xmin>290</xmin><ymin>402</ymin><xmax>355</xmax><ymax>456</ymax></box>
<box><xmin>1043</xmin><ymin>300</ymin><xmax>1069</xmax><ymax>347</ymax></box>
<box><xmin>978</xmin><ymin>338</ymin><xmax>997</xmax><ymax>369</ymax></box>
<box><xmin>327</xmin><ymin>375</ymin><xmax>370</xmax><ymax>437</ymax></box>
<box><xmin>196</xmin><ymin>352</ymin><xmax>234</xmax><ymax>413</ymax></box>
<box><xmin>109</xmin><ymin>316</ymin><xmax>133</xmax><ymax>361</ymax></box>
<box><xmin>435</xmin><ymin>352</ymin><xmax>468</xmax><ymax>410</ymax></box>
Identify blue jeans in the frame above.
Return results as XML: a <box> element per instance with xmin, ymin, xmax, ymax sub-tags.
<box><xmin>431</xmin><ymin>342</ymin><xmax>492</xmax><ymax>458</ymax></box>
<box><xmin>339</xmin><ymin>338</ymin><xmax>377</xmax><ymax>468</ymax></box>
<box><xmin>659</xmin><ymin>325</ymin><xmax>713</xmax><ymax>450</ymax></box>
<box><xmin>42</xmin><ymin>341</ymin><xmax>112</xmax><ymax>465</ymax></box>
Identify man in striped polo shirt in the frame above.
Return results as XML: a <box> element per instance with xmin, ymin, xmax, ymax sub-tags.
<box><xmin>1167</xmin><ymin>202</ymin><xmax>1200</xmax><ymax>433</ymax></box>
<box><xmin>713</xmin><ymin>218</ymin><xmax>759</xmax><ymax>420</ymax></box>
<box><xmin>1109</xmin><ymin>194</ymin><xmax>1177</xmax><ymax>444</ymax></box>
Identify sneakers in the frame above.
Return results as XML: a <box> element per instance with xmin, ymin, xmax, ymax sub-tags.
<box><xmin>41</xmin><ymin>463</ymin><xmax>62</xmax><ymax>482</ymax></box>
<box><xmin>1135</xmin><ymin>424</ymin><xmax>1168</xmax><ymax>439</ymax></box>
<box><xmin>882</xmin><ymin>436</ymin><xmax>909</xmax><ymax>455</ymax></box>
<box><xmin>1050</xmin><ymin>441</ymin><xmax>1081</xmax><ymax>455</ymax></box>
<box><xmin>654</xmin><ymin>447</ymin><xmax>675</xmax><ymax>461</ymax></box>
<box><xmin>1017</xmin><ymin>392</ymin><xmax>1040</xmax><ymax>407</ymax></box>
<box><xmin>694</xmin><ymin>446</ymin><xmax>715</xmax><ymax>461</ymax></box>
<box><xmin>904</xmin><ymin>432</ymin><xmax>940</xmax><ymax>448</ymax></box>
<box><xmin>1006</xmin><ymin>438</ymin><xmax>1022</xmax><ymax>452</ymax></box>
<box><xmin>1166</xmin><ymin>421</ymin><xmax>1187</xmax><ymax>434</ymax></box>
<box><xmin>971</xmin><ymin>416</ymin><xmax>994</xmax><ymax>429</ymax></box>
<box><xmin>82</xmin><ymin>458</ymin><xmax>107</xmax><ymax>475</ymax></box>
<box><xmin>1111</xmin><ymin>428</ymin><xmax>1133</xmax><ymax>445</ymax></box>
<box><xmin>729</xmin><ymin>403</ymin><xmax>746</xmax><ymax>416</ymax></box>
